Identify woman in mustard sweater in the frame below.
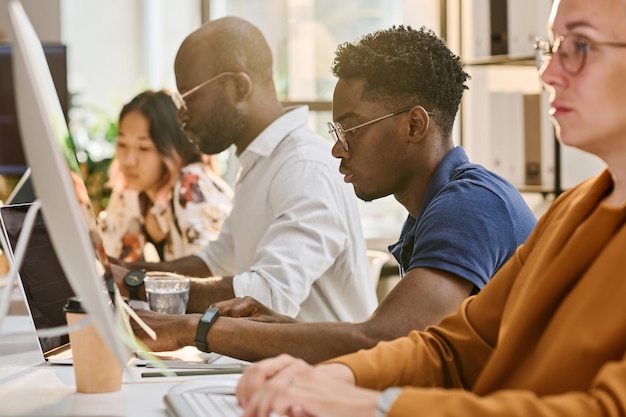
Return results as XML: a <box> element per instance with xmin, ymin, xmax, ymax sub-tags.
<box><xmin>235</xmin><ymin>0</ymin><xmax>626</xmax><ymax>416</ymax></box>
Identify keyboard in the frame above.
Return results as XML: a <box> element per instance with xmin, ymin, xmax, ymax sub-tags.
<box><xmin>164</xmin><ymin>377</ymin><xmax>240</xmax><ymax>417</ymax></box>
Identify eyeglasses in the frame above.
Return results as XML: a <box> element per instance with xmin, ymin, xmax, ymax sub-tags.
<box><xmin>171</xmin><ymin>72</ymin><xmax>238</xmax><ymax>111</ymax></box>
<box><xmin>327</xmin><ymin>106</ymin><xmax>432</xmax><ymax>151</ymax></box>
<box><xmin>535</xmin><ymin>34</ymin><xmax>626</xmax><ymax>75</ymax></box>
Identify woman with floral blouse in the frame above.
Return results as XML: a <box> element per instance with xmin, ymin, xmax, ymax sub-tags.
<box><xmin>98</xmin><ymin>90</ymin><xmax>233</xmax><ymax>262</ymax></box>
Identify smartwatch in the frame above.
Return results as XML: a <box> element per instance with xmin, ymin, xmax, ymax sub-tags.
<box><xmin>374</xmin><ymin>387</ymin><xmax>402</xmax><ymax>417</ymax></box>
<box><xmin>124</xmin><ymin>269</ymin><xmax>146</xmax><ymax>301</ymax></box>
<box><xmin>194</xmin><ymin>307</ymin><xmax>220</xmax><ymax>353</ymax></box>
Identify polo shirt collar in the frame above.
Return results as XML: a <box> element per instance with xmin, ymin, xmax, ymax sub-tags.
<box><xmin>416</xmin><ymin>146</ymin><xmax>470</xmax><ymax>221</ymax></box>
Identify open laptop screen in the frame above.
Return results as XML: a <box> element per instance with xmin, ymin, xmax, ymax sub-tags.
<box><xmin>0</xmin><ymin>203</ymin><xmax>73</xmax><ymax>354</ymax></box>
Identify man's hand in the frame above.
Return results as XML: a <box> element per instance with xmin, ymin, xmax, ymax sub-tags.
<box><xmin>131</xmin><ymin>309</ymin><xmax>199</xmax><ymax>351</ymax></box>
<box><xmin>212</xmin><ymin>296</ymin><xmax>298</xmax><ymax>323</ymax></box>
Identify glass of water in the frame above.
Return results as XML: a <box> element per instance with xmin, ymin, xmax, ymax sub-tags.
<box><xmin>144</xmin><ymin>275</ymin><xmax>191</xmax><ymax>315</ymax></box>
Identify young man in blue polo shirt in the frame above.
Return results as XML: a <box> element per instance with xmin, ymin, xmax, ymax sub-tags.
<box><xmin>131</xmin><ymin>24</ymin><xmax>536</xmax><ymax>364</ymax></box>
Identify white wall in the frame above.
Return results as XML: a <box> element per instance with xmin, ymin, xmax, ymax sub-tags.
<box><xmin>60</xmin><ymin>0</ymin><xmax>200</xmax><ymax>119</ymax></box>
<box><xmin>2</xmin><ymin>0</ymin><xmax>202</xmax><ymax>120</ymax></box>
<box><xmin>3</xmin><ymin>0</ymin><xmax>441</xmax><ymax>121</ymax></box>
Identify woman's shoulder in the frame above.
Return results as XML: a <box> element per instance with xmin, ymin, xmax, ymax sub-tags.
<box><xmin>179</xmin><ymin>161</ymin><xmax>207</xmax><ymax>175</ymax></box>
<box><xmin>175</xmin><ymin>162</ymin><xmax>234</xmax><ymax>201</ymax></box>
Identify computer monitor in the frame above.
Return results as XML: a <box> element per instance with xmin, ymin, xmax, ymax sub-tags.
<box><xmin>8</xmin><ymin>0</ymin><xmax>130</xmax><ymax>366</ymax></box>
<box><xmin>0</xmin><ymin>43</ymin><xmax>68</xmax><ymax>176</ymax></box>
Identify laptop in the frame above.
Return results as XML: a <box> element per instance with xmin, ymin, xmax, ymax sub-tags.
<box><xmin>0</xmin><ymin>202</ymin><xmax>74</xmax><ymax>363</ymax></box>
<box><xmin>0</xmin><ymin>196</ymin><xmax>223</xmax><ymax>367</ymax></box>
<box><xmin>5</xmin><ymin>169</ymin><xmax>36</xmax><ymax>206</ymax></box>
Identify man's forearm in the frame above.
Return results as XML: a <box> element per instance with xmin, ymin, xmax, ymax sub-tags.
<box><xmin>208</xmin><ymin>318</ymin><xmax>379</xmax><ymax>364</ymax></box>
<box><xmin>186</xmin><ymin>276</ymin><xmax>236</xmax><ymax>313</ymax></box>
<box><xmin>130</xmin><ymin>255</ymin><xmax>212</xmax><ymax>277</ymax></box>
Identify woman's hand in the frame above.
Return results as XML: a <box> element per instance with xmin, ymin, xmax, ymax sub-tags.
<box><xmin>236</xmin><ymin>354</ymin><xmax>375</xmax><ymax>417</ymax></box>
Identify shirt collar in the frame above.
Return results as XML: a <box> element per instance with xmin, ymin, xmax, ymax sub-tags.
<box><xmin>237</xmin><ymin>106</ymin><xmax>309</xmax><ymax>172</ymax></box>
<box><xmin>416</xmin><ymin>146</ymin><xmax>470</xmax><ymax>220</ymax></box>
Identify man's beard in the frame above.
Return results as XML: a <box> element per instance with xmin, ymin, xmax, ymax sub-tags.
<box><xmin>195</xmin><ymin>106</ymin><xmax>246</xmax><ymax>155</ymax></box>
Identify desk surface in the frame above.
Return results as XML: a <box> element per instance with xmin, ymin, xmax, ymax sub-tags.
<box><xmin>0</xmin><ymin>315</ymin><xmax>244</xmax><ymax>416</ymax></box>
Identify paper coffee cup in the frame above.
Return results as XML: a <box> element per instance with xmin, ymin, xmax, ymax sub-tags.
<box><xmin>64</xmin><ymin>297</ymin><xmax>123</xmax><ymax>393</ymax></box>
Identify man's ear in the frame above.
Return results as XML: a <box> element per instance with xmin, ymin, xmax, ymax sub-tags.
<box><xmin>407</xmin><ymin>106</ymin><xmax>430</xmax><ymax>142</ymax></box>
<box><xmin>233</xmin><ymin>72</ymin><xmax>252</xmax><ymax>101</ymax></box>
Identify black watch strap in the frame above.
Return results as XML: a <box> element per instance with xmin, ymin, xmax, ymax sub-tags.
<box><xmin>195</xmin><ymin>307</ymin><xmax>220</xmax><ymax>353</ymax></box>
<box><xmin>124</xmin><ymin>269</ymin><xmax>146</xmax><ymax>301</ymax></box>
<box><xmin>128</xmin><ymin>286</ymin><xmax>140</xmax><ymax>302</ymax></box>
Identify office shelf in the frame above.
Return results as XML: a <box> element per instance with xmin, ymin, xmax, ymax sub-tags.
<box><xmin>452</xmin><ymin>0</ymin><xmax>562</xmax><ymax>197</ymax></box>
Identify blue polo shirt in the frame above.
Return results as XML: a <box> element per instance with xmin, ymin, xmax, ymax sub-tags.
<box><xmin>389</xmin><ymin>146</ymin><xmax>536</xmax><ymax>291</ymax></box>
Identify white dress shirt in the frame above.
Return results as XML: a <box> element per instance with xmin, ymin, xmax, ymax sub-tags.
<box><xmin>195</xmin><ymin>106</ymin><xmax>377</xmax><ymax>322</ymax></box>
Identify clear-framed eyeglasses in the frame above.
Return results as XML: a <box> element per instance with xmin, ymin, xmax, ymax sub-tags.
<box><xmin>171</xmin><ymin>71</ymin><xmax>238</xmax><ymax>111</ymax></box>
<box><xmin>534</xmin><ymin>34</ymin><xmax>626</xmax><ymax>75</ymax></box>
<box><xmin>327</xmin><ymin>106</ymin><xmax>432</xmax><ymax>151</ymax></box>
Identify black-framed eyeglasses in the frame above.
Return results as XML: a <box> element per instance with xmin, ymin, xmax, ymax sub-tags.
<box><xmin>327</xmin><ymin>106</ymin><xmax>432</xmax><ymax>151</ymax></box>
<box><xmin>535</xmin><ymin>34</ymin><xmax>626</xmax><ymax>75</ymax></box>
<box><xmin>171</xmin><ymin>71</ymin><xmax>238</xmax><ymax>111</ymax></box>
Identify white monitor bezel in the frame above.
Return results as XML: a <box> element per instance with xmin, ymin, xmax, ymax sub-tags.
<box><xmin>8</xmin><ymin>0</ymin><xmax>130</xmax><ymax>367</ymax></box>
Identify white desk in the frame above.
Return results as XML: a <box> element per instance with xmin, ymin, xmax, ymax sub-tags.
<box><xmin>0</xmin><ymin>315</ymin><xmax>243</xmax><ymax>416</ymax></box>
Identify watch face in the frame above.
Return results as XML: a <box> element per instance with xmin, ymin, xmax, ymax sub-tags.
<box><xmin>201</xmin><ymin>308</ymin><xmax>219</xmax><ymax>322</ymax></box>
<box><xmin>125</xmin><ymin>270</ymin><xmax>145</xmax><ymax>287</ymax></box>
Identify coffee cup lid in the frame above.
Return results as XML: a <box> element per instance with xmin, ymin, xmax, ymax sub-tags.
<box><xmin>63</xmin><ymin>296</ymin><xmax>86</xmax><ymax>314</ymax></box>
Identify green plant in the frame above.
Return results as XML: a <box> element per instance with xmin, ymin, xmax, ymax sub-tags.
<box><xmin>68</xmin><ymin>98</ymin><xmax>117</xmax><ymax>214</ymax></box>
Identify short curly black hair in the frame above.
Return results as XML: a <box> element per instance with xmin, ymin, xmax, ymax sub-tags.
<box><xmin>331</xmin><ymin>25</ymin><xmax>469</xmax><ymax>137</ymax></box>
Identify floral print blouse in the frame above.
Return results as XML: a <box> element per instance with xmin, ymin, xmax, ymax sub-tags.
<box><xmin>98</xmin><ymin>162</ymin><xmax>233</xmax><ymax>262</ymax></box>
